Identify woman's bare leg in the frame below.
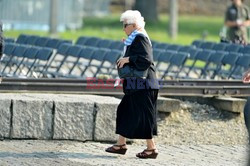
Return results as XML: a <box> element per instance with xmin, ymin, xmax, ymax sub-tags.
<box><xmin>146</xmin><ymin>139</ymin><xmax>156</xmax><ymax>150</ymax></box>
<box><xmin>117</xmin><ymin>135</ymin><xmax>126</xmax><ymax>145</ymax></box>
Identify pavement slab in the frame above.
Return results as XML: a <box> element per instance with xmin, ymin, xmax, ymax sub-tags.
<box><xmin>0</xmin><ymin>140</ymin><xmax>248</xmax><ymax>166</ymax></box>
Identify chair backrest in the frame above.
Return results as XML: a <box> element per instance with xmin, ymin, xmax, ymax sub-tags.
<box><xmin>34</xmin><ymin>37</ymin><xmax>50</xmax><ymax>47</ymax></box>
<box><xmin>78</xmin><ymin>47</ymin><xmax>96</xmax><ymax>59</ymax></box>
<box><xmin>200</xmin><ymin>42</ymin><xmax>215</xmax><ymax>50</ymax></box>
<box><xmin>178</xmin><ymin>45</ymin><xmax>195</xmax><ymax>53</ymax></box>
<box><xmin>25</xmin><ymin>35</ymin><xmax>39</xmax><ymax>45</ymax></box>
<box><xmin>191</xmin><ymin>40</ymin><xmax>204</xmax><ymax>48</ymax></box>
<box><xmin>167</xmin><ymin>44</ymin><xmax>182</xmax><ymax>51</ymax></box>
<box><xmin>16</xmin><ymin>34</ymin><xmax>28</xmax><ymax>44</ymax></box>
<box><xmin>57</xmin><ymin>40</ymin><xmax>72</xmax><ymax>49</ymax></box>
<box><xmin>235</xmin><ymin>55</ymin><xmax>250</xmax><ymax>68</ymax></box>
<box><xmin>208</xmin><ymin>51</ymin><xmax>227</xmax><ymax>64</ymax></box>
<box><xmin>195</xmin><ymin>49</ymin><xmax>215</xmax><ymax>62</ymax></box>
<box><xmin>212</xmin><ymin>43</ymin><xmax>229</xmax><ymax>51</ymax></box>
<box><xmin>57</xmin><ymin>43</ymin><xmax>72</xmax><ymax>55</ymax></box>
<box><xmin>46</xmin><ymin>38</ymin><xmax>61</xmax><ymax>49</ymax></box>
<box><xmin>103</xmin><ymin>50</ymin><xmax>122</xmax><ymax>63</ymax></box>
<box><xmin>3</xmin><ymin>43</ymin><xmax>16</xmax><ymax>56</ymax></box>
<box><xmin>221</xmin><ymin>52</ymin><xmax>241</xmax><ymax>65</ymax></box>
<box><xmin>12</xmin><ymin>45</ymin><xmax>28</xmax><ymax>57</ymax></box>
<box><xmin>239</xmin><ymin>46</ymin><xmax>250</xmax><ymax>54</ymax></box>
<box><xmin>66</xmin><ymin>45</ymin><xmax>83</xmax><ymax>58</ymax></box>
<box><xmin>96</xmin><ymin>39</ymin><xmax>113</xmax><ymax>48</ymax></box>
<box><xmin>35</xmin><ymin>48</ymin><xmax>53</xmax><ymax>61</ymax></box>
<box><xmin>187</xmin><ymin>48</ymin><xmax>202</xmax><ymax>59</ymax></box>
<box><xmin>23</xmin><ymin>47</ymin><xmax>40</xmax><ymax>59</ymax></box>
<box><xmin>158</xmin><ymin>50</ymin><xmax>176</xmax><ymax>63</ymax></box>
<box><xmin>110</xmin><ymin>41</ymin><xmax>124</xmax><ymax>50</ymax></box>
<box><xmin>153</xmin><ymin>49</ymin><xmax>164</xmax><ymax>62</ymax></box>
<box><xmin>225</xmin><ymin>43</ymin><xmax>243</xmax><ymax>52</ymax></box>
<box><xmin>84</xmin><ymin>37</ymin><xmax>100</xmax><ymax>47</ymax></box>
<box><xmin>75</xmin><ymin>36</ymin><xmax>92</xmax><ymax>45</ymax></box>
<box><xmin>244</xmin><ymin>53</ymin><xmax>250</xmax><ymax>56</ymax></box>
<box><xmin>169</xmin><ymin>52</ymin><xmax>188</xmax><ymax>66</ymax></box>
<box><xmin>4</xmin><ymin>38</ymin><xmax>15</xmax><ymax>43</ymax></box>
<box><xmin>154</xmin><ymin>43</ymin><xmax>169</xmax><ymax>50</ymax></box>
<box><xmin>91</xmin><ymin>48</ymin><xmax>110</xmax><ymax>61</ymax></box>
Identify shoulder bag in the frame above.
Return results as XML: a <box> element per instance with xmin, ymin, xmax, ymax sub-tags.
<box><xmin>118</xmin><ymin>65</ymin><xmax>149</xmax><ymax>79</ymax></box>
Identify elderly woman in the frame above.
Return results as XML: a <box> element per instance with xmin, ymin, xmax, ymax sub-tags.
<box><xmin>105</xmin><ymin>10</ymin><xmax>159</xmax><ymax>159</ymax></box>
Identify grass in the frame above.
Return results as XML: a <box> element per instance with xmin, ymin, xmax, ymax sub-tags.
<box><xmin>3</xmin><ymin>14</ymin><xmax>224</xmax><ymax>45</ymax></box>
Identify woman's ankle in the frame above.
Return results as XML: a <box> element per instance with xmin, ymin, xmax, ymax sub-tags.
<box><xmin>146</xmin><ymin>146</ymin><xmax>156</xmax><ymax>150</ymax></box>
<box><xmin>116</xmin><ymin>142</ymin><xmax>126</xmax><ymax>146</ymax></box>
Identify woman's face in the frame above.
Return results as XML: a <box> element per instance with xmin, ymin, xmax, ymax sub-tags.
<box><xmin>123</xmin><ymin>22</ymin><xmax>136</xmax><ymax>36</ymax></box>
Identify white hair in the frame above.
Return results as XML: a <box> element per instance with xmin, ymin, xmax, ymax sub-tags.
<box><xmin>120</xmin><ymin>10</ymin><xmax>145</xmax><ymax>28</ymax></box>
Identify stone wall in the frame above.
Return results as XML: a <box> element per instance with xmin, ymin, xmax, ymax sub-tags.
<box><xmin>0</xmin><ymin>93</ymin><xmax>246</xmax><ymax>145</ymax></box>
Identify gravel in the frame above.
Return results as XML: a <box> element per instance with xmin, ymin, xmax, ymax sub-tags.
<box><xmin>134</xmin><ymin>100</ymin><xmax>248</xmax><ymax>145</ymax></box>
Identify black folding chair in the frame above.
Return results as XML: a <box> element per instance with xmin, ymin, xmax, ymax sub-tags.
<box><xmin>156</xmin><ymin>50</ymin><xmax>176</xmax><ymax>78</ymax></box>
<box><xmin>228</xmin><ymin>55</ymin><xmax>250</xmax><ymax>79</ymax></box>
<box><xmin>28</xmin><ymin>48</ymin><xmax>53</xmax><ymax>78</ymax></box>
<box><xmin>16</xmin><ymin>34</ymin><xmax>29</xmax><ymax>44</ymax></box>
<box><xmin>186</xmin><ymin>49</ymin><xmax>215</xmax><ymax>78</ymax></box>
<box><xmin>65</xmin><ymin>46</ymin><xmax>96</xmax><ymax>78</ymax></box>
<box><xmin>95</xmin><ymin>49</ymin><xmax>122</xmax><ymax>78</ymax></box>
<box><xmin>161</xmin><ymin>52</ymin><xmax>189</xmax><ymax>79</ymax></box>
<box><xmin>34</xmin><ymin>37</ymin><xmax>50</xmax><ymax>47</ymax></box>
<box><xmin>45</xmin><ymin>45</ymin><xmax>83</xmax><ymax>77</ymax></box>
<box><xmin>1</xmin><ymin>44</ymin><xmax>28</xmax><ymax>76</ymax></box>
<box><xmin>12</xmin><ymin>46</ymin><xmax>40</xmax><ymax>77</ymax></box>
<box><xmin>214</xmin><ymin>52</ymin><xmax>241</xmax><ymax>79</ymax></box>
<box><xmin>199</xmin><ymin>51</ymin><xmax>227</xmax><ymax>79</ymax></box>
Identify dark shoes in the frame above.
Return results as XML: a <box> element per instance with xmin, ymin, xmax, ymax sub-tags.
<box><xmin>136</xmin><ymin>149</ymin><xmax>158</xmax><ymax>159</ymax></box>
<box><xmin>105</xmin><ymin>144</ymin><xmax>127</xmax><ymax>155</ymax></box>
<box><xmin>105</xmin><ymin>145</ymin><xmax>158</xmax><ymax>159</ymax></box>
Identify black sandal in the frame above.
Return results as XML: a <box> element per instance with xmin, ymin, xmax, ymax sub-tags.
<box><xmin>105</xmin><ymin>144</ymin><xmax>127</xmax><ymax>155</ymax></box>
<box><xmin>136</xmin><ymin>149</ymin><xmax>158</xmax><ymax>159</ymax></box>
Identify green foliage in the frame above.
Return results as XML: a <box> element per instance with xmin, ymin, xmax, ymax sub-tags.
<box><xmin>3</xmin><ymin>14</ymin><xmax>224</xmax><ymax>45</ymax></box>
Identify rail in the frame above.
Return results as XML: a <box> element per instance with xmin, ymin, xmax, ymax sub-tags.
<box><xmin>0</xmin><ymin>77</ymin><xmax>250</xmax><ymax>97</ymax></box>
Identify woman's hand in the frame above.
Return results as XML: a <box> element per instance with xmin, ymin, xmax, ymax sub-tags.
<box><xmin>117</xmin><ymin>57</ymin><xmax>129</xmax><ymax>68</ymax></box>
<box><xmin>243</xmin><ymin>70</ymin><xmax>250</xmax><ymax>83</ymax></box>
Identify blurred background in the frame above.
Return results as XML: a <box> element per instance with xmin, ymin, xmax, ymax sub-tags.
<box><xmin>1</xmin><ymin>0</ymin><xmax>245</xmax><ymax>45</ymax></box>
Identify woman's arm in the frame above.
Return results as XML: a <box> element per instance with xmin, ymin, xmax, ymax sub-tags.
<box><xmin>128</xmin><ymin>35</ymin><xmax>152</xmax><ymax>70</ymax></box>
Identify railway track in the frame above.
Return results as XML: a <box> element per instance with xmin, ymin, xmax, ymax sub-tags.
<box><xmin>0</xmin><ymin>77</ymin><xmax>250</xmax><ymax>97</ymax></box>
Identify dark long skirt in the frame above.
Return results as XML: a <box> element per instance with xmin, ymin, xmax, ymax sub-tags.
<box><xmin>115</xmin><ymin>89</ymin><xmax>158</xmax><ymax>139</ymax></box>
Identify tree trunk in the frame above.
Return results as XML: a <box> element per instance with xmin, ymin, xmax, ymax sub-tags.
<box><xmin>168</xmin><ymin>0</ymin><xmax>178</xmax><ymax>39</ymax></box>
<box><xmin>49</xmin><ymin>0</ymin><xmax>58</xmax><ymax>35</ymax></box>
<box><xmin>133</xmin><ymin>0</ymin><xmax>158</xmax><ymax>22</ymax></box>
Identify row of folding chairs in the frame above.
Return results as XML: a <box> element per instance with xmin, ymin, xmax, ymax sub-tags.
<box><xmin>192</xmin><ymin>40</ymin><xmax>250</xmax><ymax>54</ymax></box>
<box><xmin>43</xmin><ymin>43</ymin><xmax>122</xmax><ymax>78</ymax></box>
<box><xmin>153</xmin><ymin>48</ymin><xmax>250</xmax><ymax>80</ymax></box>
<box><xmin>1</xmin><ymin>42</ymin><xmax>123</xmax><ymax>79</ymax></box>
<box><xmin>5</xmin><ymin>34</ymin><xmax>72</xmax><ymax>49</ymax></box>
<box><xmin>75</xmin><ymin>36</ymin><xmax>124</xmax><ymax>51</ymax></box>
<box><xmin>7</xmin><ymin>34</ymin><xmax>125</xmax><ymax>51</ymax></box>
<box><xmin>1</xmin><ymin>43</ymin><xmax>53</xmax><ymax>78</ymax></box>
<box><xmin>3</xmin><ymin>34</ymin><xmax>250</xmax><ymax>80</ymax></box>
<box><xmin>3</xmin><ymin>42</ymin><xmax>248</xmax><ymax>80</ymax></box>
<box><xmin>152</xmin><ymin>40</ymin><xmax>250</xmax><ymax>54</ymax></box>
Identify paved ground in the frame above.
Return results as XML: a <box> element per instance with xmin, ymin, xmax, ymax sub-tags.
<box><xmin>0</xmin><ymin>140</ymin><xmax>248</xmax><ymax>166</ymax></box>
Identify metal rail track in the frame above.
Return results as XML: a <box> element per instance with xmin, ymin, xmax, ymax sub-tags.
<box><xmin>0</xmin><ymin>77</ymin><xmax>250</xmax><ymax>97</ymax></box>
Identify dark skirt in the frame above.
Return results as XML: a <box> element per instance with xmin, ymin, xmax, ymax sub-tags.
<box><xmin>115</xmin><ymin>89</ymin><xmax>158</xmax><ymax>139</ymax></box>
